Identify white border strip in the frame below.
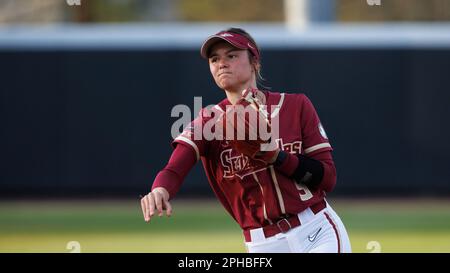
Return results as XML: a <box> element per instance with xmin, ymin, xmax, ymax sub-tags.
<box><xmin>304</xmin><ymin>143</ymin><xmax>331</xmax><ymax>154</ymax></box>
<box><xmin>265</xmin><ymin>93</ymin><xmax>285</xmax><ymax>119</ymax></box>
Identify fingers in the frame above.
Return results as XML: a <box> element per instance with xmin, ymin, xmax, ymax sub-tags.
<box><xmin>140</xmin><ymin>196</ymin><xmax>148</xmax><ymax>221</ymax></box>
<box><xmin>154</xmin><ymin>189</ymin><xmax>172</xmax><ymax>217</ymax></box>
<box><xmin>154</xmin><ymin>191</ymin><xmax>163</xmax><ymax>217</ymax></box>
<box><xmin>140</xmin><ymin>193</ymin><xmax>155</xmax><ymax>222</ymax></box>
<box><xmin>140</xmin><ymin>190</ymin><xmax>173</xmax><ymax>222</ymax></box>
<box><xmin>164</xmin><ymin>198</ymin><xmax>173</xmax><ymax>217</ymax></box>
<box><xmin>147</xmin><ymin>193</ymin><xmax>155</xmax><ymax>218</ymax></box>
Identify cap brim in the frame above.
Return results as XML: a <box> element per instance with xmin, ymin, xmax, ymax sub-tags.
<box><xmin>200</xmin><ymin>35</ymin><xmax>247</xmax><ymax>59</ymax></box>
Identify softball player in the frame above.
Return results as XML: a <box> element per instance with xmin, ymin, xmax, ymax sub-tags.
<box><xmin>140</xmin><ymin>28</ymin><xmax>351</xmax><ymax>253</ymax></box>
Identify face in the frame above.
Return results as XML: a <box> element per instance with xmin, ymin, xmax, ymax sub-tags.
<box><xmin>208</xmin><ymin>41</ymin><xmax>257</xmax><ymax>93</ymax></box>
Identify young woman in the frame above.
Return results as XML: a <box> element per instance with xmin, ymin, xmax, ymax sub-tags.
<box><xmin>140</xmin><ymin>28</ymin><xmax>351</xmax><ymax>253</ymax></box>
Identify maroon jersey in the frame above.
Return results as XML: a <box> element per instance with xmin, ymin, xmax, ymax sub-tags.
<box><xmin>173</xmin><ymin>91</ymin><xmax>333</xmax><ymax>231</ymax></box>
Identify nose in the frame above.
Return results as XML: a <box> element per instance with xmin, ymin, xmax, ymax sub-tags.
<box><xmin>218</xmin><ymin>58</ymin><xmax>229</xmax><ymax>69</ymax></box>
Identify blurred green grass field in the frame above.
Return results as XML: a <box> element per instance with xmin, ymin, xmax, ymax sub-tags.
<box><xmin>1</xmin><ymin>198</ymin><xmax>450</xmax><ymax>253</ymax></box>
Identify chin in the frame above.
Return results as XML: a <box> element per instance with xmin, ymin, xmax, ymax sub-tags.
<box><xmin>217</xmin><ymin>81</ymin><xmax>233</xmax><ymax>91</ymax></box>
<box><xmin>217</xmin><ymin>79</ymin><xmax>243</xmax><ymax>93</ymax></box>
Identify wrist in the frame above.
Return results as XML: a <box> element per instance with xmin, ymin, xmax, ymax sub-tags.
<box><xmin>273</xmin><ymin>149</ymin><xmax>286</xmax><ymax>166</ymax></box>
<box><xmin>267</xmin><ymin>149</ymin><xmax>280</xmax><ymax>164</ymax></box>
<box><xmin>152</xmin><ymin>187</ymin><xmax>170</xmax><ymax>200</ymax></box>
<box><xmin>274</xmin><ymin>151</ymin><xmax>300</xmax><ymax>177</ymax></box>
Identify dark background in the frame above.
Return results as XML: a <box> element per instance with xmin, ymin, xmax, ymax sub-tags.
<box><xmin>1</xmin><ymin>48</ymin><xmax>450</xmax><ymax>198</ymax></box>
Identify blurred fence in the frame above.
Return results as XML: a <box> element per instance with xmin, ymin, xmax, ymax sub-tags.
<box><xmin>1</xmin><ymin>23</ymin><xmax>450</xmax><ymax>197</ymax></box>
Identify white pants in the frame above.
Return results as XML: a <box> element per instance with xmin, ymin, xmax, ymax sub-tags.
<box><xmin>245</xmin><ymin>201</ymin><xmax>352</xmax><ymax>253</ymax></box>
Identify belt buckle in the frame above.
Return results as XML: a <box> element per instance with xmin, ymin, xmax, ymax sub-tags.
<box><xmin>276</xmin><ymin>218</ymin><xmax>292</xmax><ymax>233</ymax></box>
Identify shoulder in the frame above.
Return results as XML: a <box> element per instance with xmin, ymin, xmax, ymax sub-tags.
<box><xmin>284</xmin><ymin>92</ymin><xmax>318</xmax><ymax>111</ymax></box>
<box><xmin>266</xmin><ymin>90</ymin><xmax>308</xmax><ymax>99</ymax></box>
<box><xmin>284</xmin><ymin>92</ymin><xmax>309</xmax><ymax>101</ymax></box>
<box><xmin>266</xmin><ymin>90</ymin><xmax>312</xmax><ymax>106</ymax></box>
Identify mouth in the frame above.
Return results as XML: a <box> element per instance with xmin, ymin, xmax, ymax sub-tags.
<box><xmin>218</xmin><ymin>72</ymin><xmax>232</xmax><ymax>77</ymax></box>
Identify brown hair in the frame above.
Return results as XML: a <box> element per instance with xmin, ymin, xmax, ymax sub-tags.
<box><xmin>224</xmin><ymin>27</ymin><xmax>268</xmax><ymax>89</ymax></box>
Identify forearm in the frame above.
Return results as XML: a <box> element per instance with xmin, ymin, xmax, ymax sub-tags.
<box><xmin>274</xmin><ymin>150</ymin><xmax>336</xmax><ymax>192</ymax></box>
<box><xmin>152</xmin><ymin>169</ymin><xmax>182</xmax><ymax>200</ymax></box>
<box><xmin>151</xmin><ymin>143</ymin><xmax>197</xmax><ymax>199</ymax></box>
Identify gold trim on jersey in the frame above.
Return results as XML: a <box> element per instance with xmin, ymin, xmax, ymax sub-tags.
<box><xmin>304</xmin><ymin>143</ymin><xmax>331</xmax><ymax>154</ymax></box>
<box><xmin>252</xmin><ymin>173</ymin><xmax>273</xmax><ymax>225</ymax></box>
<box><xmin>269</xmin><ymin>165</ymin><xmax>286</xmax><ymax>215</ymax></box>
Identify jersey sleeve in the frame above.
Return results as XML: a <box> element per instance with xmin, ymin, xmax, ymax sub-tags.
<box><xmin>172</xmin><ymin>108</ymin><xmax>210</xmax><ymax>160</ymax></box>
<box><xmin>299</xmin><ymin>94</ymin><xmax>333</xmax><ymax>156</ymax></box>
<box><xmin>151</xmin><ymin>143</ymin><xmax>197</xmax><ymax>199</ymax></box>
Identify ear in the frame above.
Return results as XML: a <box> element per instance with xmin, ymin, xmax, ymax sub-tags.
<box><xmin>251</xmin><ymin>55</ymin><xmax>260</xmax><ymax>72</ymax></box>
<box><xmin>254</xmin><ymin>62</ymin><xmax>261</xmax><ymax>72</ymax></box>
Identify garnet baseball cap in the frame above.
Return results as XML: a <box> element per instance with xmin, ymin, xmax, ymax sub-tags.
<box><xmin>200</xmin><ymin>31</ymin><xmax>260</xmax><ymax>60</ymax></box>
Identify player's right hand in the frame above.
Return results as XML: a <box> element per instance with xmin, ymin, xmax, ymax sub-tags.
<box><xmin>140</xmin><ymin>187</ymin><xmax>172</xmax><ymax>222</ymax></box>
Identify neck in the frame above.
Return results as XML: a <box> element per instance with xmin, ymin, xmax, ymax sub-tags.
<box><xmin>224</xmin><ymin>90</ymin><xmax>241</xmax><ymax>105</ymax></box>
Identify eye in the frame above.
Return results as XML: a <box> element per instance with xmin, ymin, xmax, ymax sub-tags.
<box><xmin>228</xmin><ymin>54</ymin><xmax>237</xmax><ymax>59</ymax></box>
<box><xmin>210</xmin><ymin>57</ymin><xmax>218</xmax><ymax>63</ymax></box>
